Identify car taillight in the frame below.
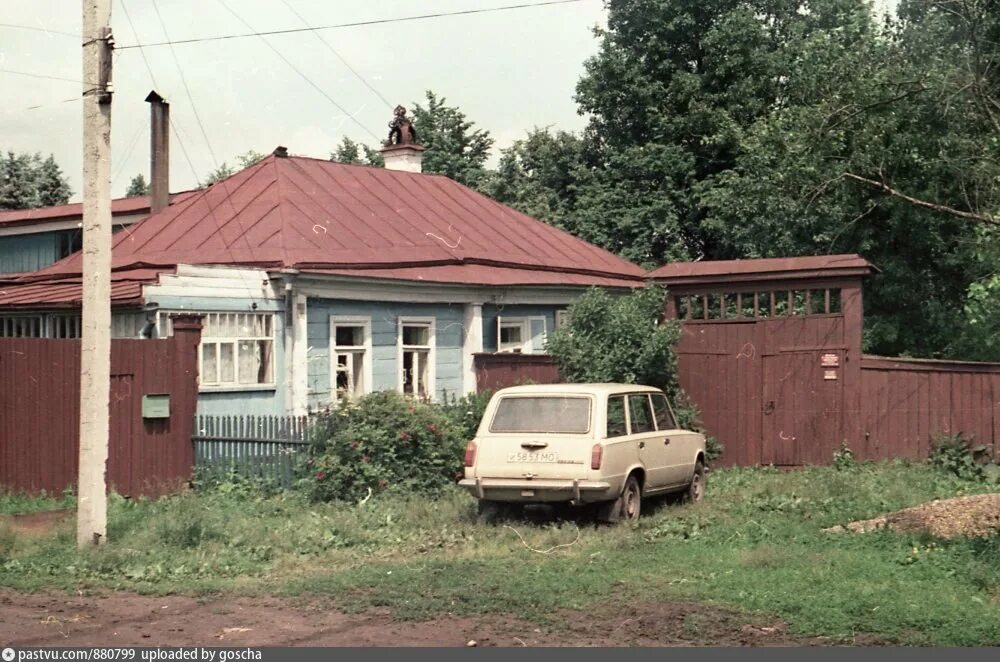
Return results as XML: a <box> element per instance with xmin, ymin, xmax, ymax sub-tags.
<box><xmin>464</xmin><ymin>441</ymin><xmax>477</xmax><ymax>467</ymax></box>
<box><xmin>591</xmin><ymin>444</ymin><xmax>603</xmax><ymax>470</ymax></box>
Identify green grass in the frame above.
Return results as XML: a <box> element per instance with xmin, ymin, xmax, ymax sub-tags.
<box><xmin>2</xmin><ymin>462</ymin><xmax>1000</xmax><ymax>645</ymax></box>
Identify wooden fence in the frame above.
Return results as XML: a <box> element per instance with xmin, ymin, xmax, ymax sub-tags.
<box><xmin>0</xmin><ymin>316</ymin><xmax>202</xmax><ymax>496</ymax></box>
<box><xmin>859</xmin><ymin>356</ymin><xmax>1000</xmax><ymax>460</ymax></box>
<box><xmin>192</xmin><ymin>415</ymin><xmax>310</xmax><ymax>487</ymax></box>
<box><xmin>471</xmin><ymin>352</ymin><xmax>1000</xmax><ymax>466</ymax></box>
<box><xmin>474</xmin><ymin>352</ymin><xmax>559</xmax><ymax>391</ymax></box>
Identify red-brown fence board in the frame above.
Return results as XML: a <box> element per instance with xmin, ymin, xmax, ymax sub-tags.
<box><xmin>474</xmin><ymin>353</ymin><xmax>560</xmax><ymax>392</ymax></box>
<box><xmin>860</xmin><ymin>357</ymin><xmax>1000</xmax><ymax>461</ymax></box>
<box><xmin>0</xmin><ymin>316</ymin><xmax>201</xmax><ymax>496</ymax></box>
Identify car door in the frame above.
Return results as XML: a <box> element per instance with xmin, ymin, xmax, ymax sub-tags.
<box><xmin>651</xmin><ymin>392</ymin><xmax>695</xmax><ymax>487</ymax></box>
<box><xmin>601</xmin><ymin>394</ymin><xmax>639</xmax><ymax>488</ymax></box>
<box><xmin>627</xmin><ymin>393</ymin><xmax>671</xmax><ymax>491</ymax></box>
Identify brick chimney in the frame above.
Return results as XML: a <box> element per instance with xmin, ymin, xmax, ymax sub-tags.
<box><xmin>145</xmin><ymin>90</ymin><xmax>170</xmax><ymax>213</ymax></box>
<box><xmin>380</xmin><ymin>104</ymin><xmax>424</xmax><ymax>173</ymax></box>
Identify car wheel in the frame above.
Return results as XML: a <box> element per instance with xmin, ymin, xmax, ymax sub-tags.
<box><xmin>619</xmin><ymin>475</ymin><xmax>642</xmax><ymax>521</ymax></box>
<box><xmin>685</xmin><ymin>461</ymin><xmax>706</xmax><ymax>503</ymax></box>
<box><xmin>598</xmin><ymin>475</ymin><xmax>642</xmax><ymax>523</ymax></box>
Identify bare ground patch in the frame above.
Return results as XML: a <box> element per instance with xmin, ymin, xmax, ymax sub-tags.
<box><xmin>0</xmin><ymin>590</ymin><xmax>860</xmax><ymax>647</ymax></box>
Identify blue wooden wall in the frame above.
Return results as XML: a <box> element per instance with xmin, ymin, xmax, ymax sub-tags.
<box><xmin>0</xmin><ymin>232</ymin><xmax>61</xmax><ymax>274</ymax></box>
<box><xmin>307</xmin><ymin>299</ymin><xmax>466</xmax><ymax>409</ymax></box>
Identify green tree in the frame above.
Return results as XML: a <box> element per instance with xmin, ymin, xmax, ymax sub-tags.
<box><xmin>34</xmin><ymin>154</ymin><xmax>71</xmax><ymax>207</ymax></box>
<box><xmin>700</xmin><ymin>0</ymin><xmax>1000</xmax><ymax>357</ymax></box>
<box><xmin>330</xmin><ymin>136</ymin><xmax>383</xmax><ymax>167</ymax></box>
<box><xmin>126</xmin><ymin>173</ymin><xmax>150</xmax><ymax>197</ymax></box>
<box><xmin>0</xmin><ymin>151</ymin><xmax>71</xmax><ymax>210</ymax></box>
<box><xmin>204</xmin><ymin>150</ymin><xmax>267</xmax><ymax>186</ymax></box>
<box><xmin>483</xmin><ymin>127</ymin><xmax>591</xmax><ymax>231</ymax></box>
<box><xmin>410</xmin><ymin>91</ymin><xmax>494</xmax><ymax>188</ymax></box>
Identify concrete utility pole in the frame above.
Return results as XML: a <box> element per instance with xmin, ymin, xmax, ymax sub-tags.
<box><xmin>78</xmin><ymin>0</ymin><xmax>113</xmax><ymax>548</ymax></box>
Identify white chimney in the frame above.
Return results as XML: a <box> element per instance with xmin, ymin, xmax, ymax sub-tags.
<box><xmin>380</xmin><ymin>143</ymin><xmax>425</xmax><ymax>173</ymax></box>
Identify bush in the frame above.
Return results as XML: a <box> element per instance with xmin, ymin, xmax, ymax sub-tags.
<box><xmin>929</xmin><ymin>433</ymin><xmax>992</xmax><ymax>481</ymax></box>
<box><xmin>304</xmin><ymin>391</ymin><xmax>466</xmax><ymax>502</ymax></box>
<box><xmin>439</xmin><ymin>389</ymin><xmax>493</xmax><ymax>441</ymax></box>
<box><xmin>547</xmin><ymin>284</ymin><xmax>722</xmax><ymax>460</ymax></box>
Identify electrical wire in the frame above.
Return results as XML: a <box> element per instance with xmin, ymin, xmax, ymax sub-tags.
<box><xmin>0</xmin><ymin>23</ymin><xmax>78</xmax><ymax>38</ymax></box>
<box><xmin>277</xmin><ymin>0</ymin><xmax>393</xmax><ymax>110</ymax></box>
<box><xmin>118</xmin><ymin>0</ymin><xmax>160</xmax><ymax>90</ymax></box>
<box><xmin>151</xmin><ymin>0</ymin><xmax>219</xmax><ymax>165</ymax></box>
<box><xmin>0</xmin><ymin>69</ymin><xmax>95</xmax><ymax>86</ymax></box>
<box><xmin>116</xmin><ymin>0</ymin><xmax>590</xmax><ymax>49</ymax></box>
<box><xmin>215</xmin><ymin>0</ymin><xmax>381</xmax><ymax>142</ymax></box>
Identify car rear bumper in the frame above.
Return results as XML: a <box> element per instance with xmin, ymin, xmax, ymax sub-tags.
<box><xmin>458</xmin><ymin>477</ymin><xmax>614</xmax><ymax>503</ymax></box>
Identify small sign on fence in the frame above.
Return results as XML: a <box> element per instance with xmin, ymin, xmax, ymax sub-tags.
<box><xmin>142</xmin><ymin>394</ymin><xmax>171</xmax><ymax>418</ymax></box>
<box><xmin>821</xmin><ymin>353</ymin><xmax>840</xmax><ymax>367</ymax></box>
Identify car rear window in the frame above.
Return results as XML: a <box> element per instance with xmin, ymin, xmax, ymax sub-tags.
<box><xmin>489</xmin><ymin>396</ymin><xmax>592</xmax><ymax>434</ymax></box>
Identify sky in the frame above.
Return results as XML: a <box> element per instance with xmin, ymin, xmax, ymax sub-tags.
<box><xmin>0</xmin><ymin>0</ymin><xmax>609</xmax><ymax>201</ymax></box>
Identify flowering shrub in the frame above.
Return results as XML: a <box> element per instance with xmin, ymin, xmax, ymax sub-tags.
<box><xmin>304</xmin><ymin>391</ymin><xmax>466</xmax><ymax>502</ymax></box>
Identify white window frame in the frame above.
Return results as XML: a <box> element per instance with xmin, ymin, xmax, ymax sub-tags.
<box><xmin>496</xmin><ymin>315</ymin><xmax>547</xmax><ymax>353</ymax></box>
<box><xmin>159</xmin><ymin>311</ymin><xmax>277</xmax><ymax>391</ymax></box>
<box><xmin>497</xmin><ymin>318</ymin><xmax>530</xmax><ymax>353</ymax></box>
<box><xmin>397</xmin><ymin>316</ymin><xmax>436</xmax><ymax>400</ymax></box>
<box><xmin>555</xmin><ymin>309</ymin><xmax>570</xmax><ymax>330</ymax></box>
<box><xmin>329</xmin><ymin>316</ymin><xmax>373</xmax><ymax>402</ymax></box>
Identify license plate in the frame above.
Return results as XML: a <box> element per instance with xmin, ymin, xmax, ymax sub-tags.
<box><xmin>507</xmin><ymin>451</ymin><xmax>557</xmax><ymax>463</ymax></box>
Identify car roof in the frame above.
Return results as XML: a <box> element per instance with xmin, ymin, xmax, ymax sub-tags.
<box><xmin>493</xmin><ymin>383</ymin><xmax>663</xmax><ymax>397</ymax></box>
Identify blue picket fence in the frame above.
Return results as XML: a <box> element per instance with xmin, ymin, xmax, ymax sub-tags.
<box><xmin>192</xmin><ymin>415</ymin><xmax>310</xmax><ymax>487</ymax></box>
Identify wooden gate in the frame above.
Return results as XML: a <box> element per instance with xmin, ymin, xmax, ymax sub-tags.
<box><xmin>656</xmin><ymin>255</ymin><xmax>871</xmax><ymax>466</ymax></box>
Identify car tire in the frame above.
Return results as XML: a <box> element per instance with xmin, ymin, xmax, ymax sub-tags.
<box><xmin>598</xmin><ymin>475</ymin><xmax>642</xmax><ymax>523</ymax></box>
<box><xmin>684</xmin><ymin>460</ymin><xmax>706</xmax><ymax>503</ymax></box>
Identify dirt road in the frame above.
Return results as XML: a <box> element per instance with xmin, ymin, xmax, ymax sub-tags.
<box><xmin>0</xmin><ymin>590</ymin><xmax>837</xmax><ymax>647</ymax></box>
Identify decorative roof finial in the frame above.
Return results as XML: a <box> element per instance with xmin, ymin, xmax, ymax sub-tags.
<box><xmin>387</xmin><ymin>105</ymin><xmax>418</xmax><ymax>146</ymax></box>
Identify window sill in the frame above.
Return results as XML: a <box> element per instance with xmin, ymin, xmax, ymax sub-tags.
<box><xmin>198</xmin><ymin>385</ymin><xmax>278</xmax><ymax>394</ymax></box>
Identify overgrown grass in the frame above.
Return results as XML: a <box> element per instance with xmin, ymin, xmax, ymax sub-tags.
<box><xmin>2</xmin><ymin>462</ymin><xmax>999</xmax><ymax>645</ymax></box>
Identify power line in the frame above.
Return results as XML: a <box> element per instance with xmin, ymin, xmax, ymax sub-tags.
<box><xmin>151</xmin><ymin>0</ymin><xmax>219</xmax><ymax>166</ymax></box>
<box><xmin>0</xmin><ymin>68</ymin><xmax>95</xmax><ymax>86</ymax></box>
<box><xmin>118</xmin><ymin>0</ymin><xmax>160</xmax><ymax>89</ymax></box>
<box><xmin>277</xmin><ymin>0</ymin><xmax>393</xmax><ymax>111</ymax></box>
<box><xmin>0</xmin><ymin>23</ymin><xmax>79</xmax><ymax>38</ymax></box>
<box><xmin>117</xmin><ymin>0</ymin><xmax>590</xmax><ymax>49</ymax></box>
<box><xmin>215</xmin><ymin>0</ymin><xmax>382</xmax><ymax>142</ymax></box>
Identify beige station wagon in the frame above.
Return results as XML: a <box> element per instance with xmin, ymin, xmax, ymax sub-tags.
<box><xmin>459</xmin><ymin>384</ymin><xmax>707</xmax><ymax>522</ymax></box>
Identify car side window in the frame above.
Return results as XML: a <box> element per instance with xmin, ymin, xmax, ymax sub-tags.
<box><xmin>607</xmin><ymin>395</ymin><xmax>627</xmax><ymax>438</ymax></box>
<box><xmin>628</xmin><ymin>394</ymin><xmax>655</xmax><ymax>433</ymax></box>
<box><xmin>651</xmin><ymin>393</ymin><xmax>676</xmax><ymax>430</ymax></box>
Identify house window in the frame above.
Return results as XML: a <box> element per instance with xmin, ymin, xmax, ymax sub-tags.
<box><xmin>0</xmin><ymin>315</ymin><xmax>44</xmax><ymax>337</ymax></box>
<box><xmin>331</xmin><ymin>316</ymin><xmax>371</xmax><ymax>402</ymax></box>
<box><xmin>555</xmin><ymin>309</ymin><xmax>570</xmax><ymax>330</ymax></box>
<box><xmin>160</xmin><ymin>312</ymin><xmax>275</xmax><ymax>388</ymax></box>
<box><xmin>496</xmin><ymin>316</ymin><xmax>546</xmax><ymax>353</ymax></box>
<box><xmin>399</xmin><ymin>318</ymin><xmax>434</xmax><ymax>399</ymax></box>
<box><xmin>498</xmin><ymin>318</ymin><xmax>529</xmax><ymax>353</ymax></box>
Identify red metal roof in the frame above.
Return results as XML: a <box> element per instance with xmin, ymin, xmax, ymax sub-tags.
<box><xmin>0</xmin><ymin>277</ymin><xmax>147</xmax><ymax>309</ymax></box>
<box><xmin>0</xmin><ymin>191</ymin><xmax>198</xmax><ymax>229</ymax></box>
<box><xmin>648</xmin><ymin>254</ymin><xmax>878</xmax><ymax>284</ymax></box>
<box><xmin>303</xmin><ymin>264</ymin><xmax>641</xmax><ymax>288</ymax></box>
<box><xmin>27</xmin><ymin>155</ymin><xmax>645</xmax><ymax>285</ymax></box>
